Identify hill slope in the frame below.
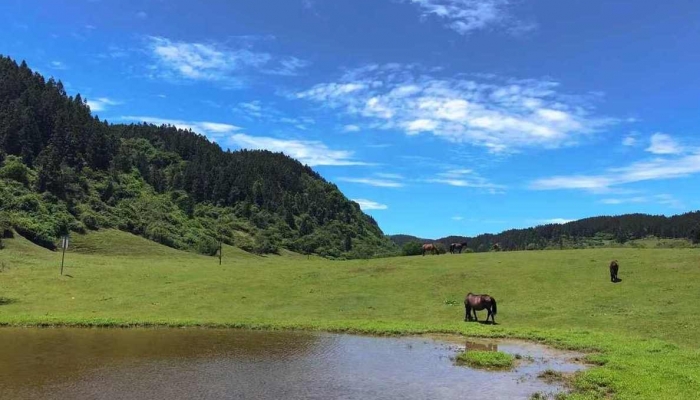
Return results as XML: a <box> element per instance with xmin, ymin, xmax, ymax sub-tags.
<box><xmin>390</xmin><ymin>212</ymin><xmax>700</xmax><ymax>252</ymax></box>
<box><xmin>0</xmin><ymin>55</ymin><xmax>395</xmax><ymax>258</ymax></box>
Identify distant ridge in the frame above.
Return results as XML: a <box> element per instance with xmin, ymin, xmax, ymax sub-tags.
<box><xmin>389</xmin><ymin>212</ymin><xmax>700</xmax><ymax>252</ymax></box>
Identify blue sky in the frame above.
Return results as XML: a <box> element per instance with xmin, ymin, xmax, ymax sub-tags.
<box><xmin>3</xmin><ymin>0</ymin><xmax>700</xmax><ymax>238</ymax></box>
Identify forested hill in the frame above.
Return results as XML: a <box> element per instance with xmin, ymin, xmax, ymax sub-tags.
<box><xmin>0</xmin><ymin>56</ymin><xmax>395</xmax><ymax>258</ymax></box>
<box><xmin>391</xmin><ymin>212</ymin><xmax>700</xmax><ymax>252</ymax></box>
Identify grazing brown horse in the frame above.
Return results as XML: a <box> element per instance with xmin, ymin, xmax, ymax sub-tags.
<box><xmin>450</xmin><ymin>242</ymin><xmax>468</xmax><ymax>254</ymax></box>
<box><xmin>609</xmin><ymin>260</ymin><xmax>620</xmax><ymax>282</ymax></box>
<box><xmin>422</xmin><ymin>243</ymin><xmax>439</xmax><ymax>256</ymax></box>
<box><xmin>464</xmin><ymin>293</ymin><xmax>497</xmax><ymax>324</ymax></box>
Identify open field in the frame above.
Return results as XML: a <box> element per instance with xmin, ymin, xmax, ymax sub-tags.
<box><xmin>1</xmin><ymin>229</ymin><xmax>700</xmax><ymax>399</ymax></box>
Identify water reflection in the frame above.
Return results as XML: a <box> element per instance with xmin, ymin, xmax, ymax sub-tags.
<box><xmin>0</xmin><ymin>328</ymin><xmax>584</xmax><ymax>400</ymax></box>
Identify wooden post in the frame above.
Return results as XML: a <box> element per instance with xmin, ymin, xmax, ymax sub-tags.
<box><xmin>60</xmin><ymin>235</ymin><xmax>68</xmax><ymax>275</ymax></box>
<box><xmin>219</xmin><ymin>240</ymin><xmax>222</xmax><ymax>266</ymax></box>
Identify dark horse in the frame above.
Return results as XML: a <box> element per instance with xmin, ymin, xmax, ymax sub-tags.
<box><xmin>464</xmin><ymin>293</ymin><xmax>497</xmax><ymax>324</ymax></box>
<box><xmin>422</xmin><ymin>243</ymin><xmax>439</xmax><ymax>256</ymax></box>
<box><xmin>450</xmin><ymin>242</ymin><xmax>468</xmax><ymax>254</ymax></box>
<box><xmin>610</xmin><ymin>260</ymin><xmax>620</xmax><ymax>283</ymax></box>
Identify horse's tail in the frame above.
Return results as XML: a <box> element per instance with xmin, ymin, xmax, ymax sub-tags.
<box><xmin>491</xmin><ymin>298</ymin><xmax>497</xmax><ymax>315</ymax></box>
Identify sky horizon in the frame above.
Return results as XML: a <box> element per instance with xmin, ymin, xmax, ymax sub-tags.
<box><xmin>3</xmin><ymin>0</ymin><xmax>700</xmax><ymax>238</ymax></box>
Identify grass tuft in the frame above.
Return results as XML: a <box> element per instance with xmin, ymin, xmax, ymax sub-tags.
<box><xmin>456</xmin><ymin>350</ymin><xmax>515</xmax><ymax>370</ymax></box>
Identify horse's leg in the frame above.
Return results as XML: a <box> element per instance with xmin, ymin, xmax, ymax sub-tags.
<box><xmin>464</xmin><ymin>304</ymin><xmax>470</xmax><ymax>322</ymax></box>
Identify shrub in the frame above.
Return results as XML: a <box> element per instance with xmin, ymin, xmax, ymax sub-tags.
<box><xmin>402</xmin><ymin>241</ymin><xmax>423</xmax><ymax>256</ymax></box>
<box><xmin>196</xmin><ymin>235</ymin><xmax>219</xmax><ymax>256</ymax></box>
<box><xmin>253</xmin><ymin>234</ymin><xmax>279</xmax><ymax>255</ymax></box>
<box><xmin>12</xmin><ymin>217</ymin><xmax>57</xmax><ymax>250</ymax></box>
<box><xmin>81</xmin><ymin>212</ymin><xmax>100</xmax><ymax>230</ymax></box>
<box><xmin>144</xmin><ymin>222</ymin><xmax>176</xmax><ymax>248</ymax></box>
<box><xmin>0</xmin><ymin>155</ymin><xmax>33</xmax><ymax>186</ymax></box>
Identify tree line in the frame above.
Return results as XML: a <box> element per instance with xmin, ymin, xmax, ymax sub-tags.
<box><xmin>393</xmin><ymin>212</ymin><xmax>700</xmax><ymax>254</ymax></box>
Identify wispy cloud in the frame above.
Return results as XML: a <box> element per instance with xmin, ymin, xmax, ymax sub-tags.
<box><xmin>87</xmin><ymin>97</ymin><xmax>121</xmax><ymax>112</ymax></box>
<box><xmin>622</xmin><ymin>133</ymin><xmax>637</xmax><ymax>147</ymax></box>
<box><xmin>50</xmin><ymin>61</ymin><xmax>67</xmax><ymax>70</ymax></box>
<box><xmin>531</xmin><ymin>150</ymin><xmax>700</xmax><ymax>192</ymax></box>
<box><xmin>233</xmin><ymin>100</ymin><xmax>314</xmax><ymax>129</ymax></box>
<box><xmin>452</xmin><ymin>215</ymin><xmax>464</xmax><ymax>221</ymax></box>
<box><xmin>646</xmin><ymin>133</ymin><xmax>683</xmax><ymax>155</ymax></box>
<box><xmin>120</xmin><ymin>116</ymin><xmax>241</xmax><ymax>137</ymax></box>
<box><xmin>145</xmin><ymin>36</ymin><xmax>309</xmax><ymax>85</ymax></box>
<box><xmin>426</xmin><ymin>168</ymin><xmax>505</xmax><ymax>193</ymax></box>
<box><xmin>601</xmin><ymin>194</ymin><xmax>684</xmax><ymax>209</ymax></box>
<box><xmin>264</xmin><ymin>57</ymin><xmax>311</xmax><ymax>76</ymax></box>
<box><xmin>294</xmin><ymin>64</ymin><xmax>615</xmax><ymax>153</ymax></box>
<box><xmin>136</xmin><ymin>11</ymin><xmax>148</xmax><ymax>19</ymax></box>
<box><xmin>228</xmin><ymin>133</ymin><xmax>368</xmax><ymax>166</ymax></box>
<box><xmin>403</xmin><ymin>0</ymin><xmax>536</xmax><ymax>35</ymax></box>
<box><xmin>338</xmin><ymin>175</ymin><xmax>405</xmax><ymax>187</ymax></box>
<box><xmin>343</xmin><ymin>124</ymin><xmax>361</xmax><ymax>132</ymax></box>
<box><xmin>352</xmin><ymin>199</ymin><xmax>388</xmax><ymax>210</ymax></box>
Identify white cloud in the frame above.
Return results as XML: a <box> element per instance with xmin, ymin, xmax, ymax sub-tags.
<box><xmin>622</xmin><ymin>134</ymin><xmax>637</xmax><ymax>147</ymax></box>
<box><xmin>343</xmin><ymin>124</ymin><xmax>361</xmax><ymax>132</ymax></box>
<box><xmin>86</xmin><ymin>97</ymin><xmax>121</xmax><ymax>112</ymax></box>
<box><xmin>540</xmin><ymin>218</ymin><xmax>574</xmax><ymax>225</ymax></box>
<box><xmin>228</xmin><ymin>133</ymin><xmax>367</xmax><ymax>167</ymax></box>
<box><xmin>404</xmin><ymin>0</ymin><xmax>536</xmax><ymax>35</ymax></box>
<box><xmin>121</xmin><ymin>116</ymin><xmax>241</xmax><ymax>137</ymax></box>
<box><xmin>294</xmin><ymin>64</ymin><xmax>614</xmax><ymax>153</ymax></box>
<box><xmin>264</xmin><ymin>57</ymin><xmax>311</xmax><ymax>76</ymax></box>
<box><xmin>601</xmin><ymin>194</ymin><xmax>683</xmax><ymax>209</ymax></box>
<box><xmin>50</xmin><ymin>61</ymin><xmax>67</xmax><ymax>70</ymax></box>
<box><xmin>338</xmin><ymin>176</ymin><xmax>404</xmax><ymax>188</ymax></box>
<box><xmin>452</xmin><ymin>216</ymin><xmax>464</xmax><ymax>221</ymax></box>
<box><xmin>136</xmin><ymin>11</ymin><xmax>148</xmax><ymax>19</ymax></box>
<box><xmin>352</xmin><ymin>199</ymin><xmax>388</xmax><ymax>210</ymax></box>
<box><xmin>646</xmin><ymin>133</ymin><xmax>683</xmax><ymax>155</ymax></box>
<box><xmin>531</xmin><ymin>151</ymin><xmax>700</xmax><ymax>192</ymax></box>
<box><xmin>427</xmin><ymin>168</ymin><xmax>505</xmax><ymax>193</ymax></box>
<box><xmin>146</xmin><ymin>36</ymin><xmax>309</xmax><ymax>84</ymax></box>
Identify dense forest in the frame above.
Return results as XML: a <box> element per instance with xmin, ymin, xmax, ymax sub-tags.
<box><xmin>392</xmin><ymin>212</ymin><xmax>700</xmax><ymax>254</ymax></box>
<box><xmin>0</xmin><ymin>56</ymin><xmax>396</xmax><ymax>258</ymax></box>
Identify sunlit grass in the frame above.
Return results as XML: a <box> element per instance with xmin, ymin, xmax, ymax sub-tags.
<box><xmin>1</xmin><ymin>229</ymin><xmax>700</xmax><ymax>399</ymax></box>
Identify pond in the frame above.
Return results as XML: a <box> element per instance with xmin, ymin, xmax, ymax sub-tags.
<box><xmin>0</xmin><ymin>328</ymin><xmax>585</xmax><ymax>399</ymax></box>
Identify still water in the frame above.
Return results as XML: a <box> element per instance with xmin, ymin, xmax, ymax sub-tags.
<box><xmin>0</xmin><ymin>328</ymin><xmax>584</xmax><ymax>399</ymax></box>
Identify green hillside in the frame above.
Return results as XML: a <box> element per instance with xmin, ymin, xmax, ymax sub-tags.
<box><xmin>0</xmin><ymin>56</ymin><xmax>395</xmax><ymax>259</ymax></box>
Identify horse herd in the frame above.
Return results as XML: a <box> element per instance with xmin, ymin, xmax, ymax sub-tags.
<box><xmin>421</xmin><ymin>242</ymin><xmax>468</xmax><ymax>255</ymax></box>
<box><xmin>461</xmin><ymin>260</ymin><xmax>622</xmax><ymax>325</ymax></box>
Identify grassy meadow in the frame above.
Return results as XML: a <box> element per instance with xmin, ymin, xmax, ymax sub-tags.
<box><xmin>1</xmin><ymin>229</ymin><xmax>700</xmax><ymax>399</ymax></box>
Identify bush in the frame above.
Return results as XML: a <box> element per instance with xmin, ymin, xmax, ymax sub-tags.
<box><xmin>402</xmin><ymin>241</ymin><xmax>423</xmax><ymax>256</ymax></box>
<box><xmin>144</xmin><ymin>222</ymin><xmax>176</xmax><ymax>248</ymax></box>
<box><xmin>0</xmin><ymin>212</ymin><xmax>12</xmax><ymax>238</ymax></box>
<box><xmin>13</xmin><ymin>217</ymin><xmax>58</xmax><ymax>250</ymax></box>
<box><xmin>196</xmin><ymin>235</ymin><xmax>219</xmax><ymax>256</ymax></box>
<box><xmin>81</xmin><ymin>212</ymin><xmax>100</xmax><ymax>230</ymax></box>
<box><xmin>0</xmin><ymin>155</ymin><xmax>33</xmax><ymax>186</ymax></box>
<box><xmin>434</xmin><ymin>242</ymin><xmax>447</xmax><ymax>254</ymax></box>
<box><xmin>253</xmin><ymin>234</ymin><xmax>279</xmax><ymax>255</ymax></box>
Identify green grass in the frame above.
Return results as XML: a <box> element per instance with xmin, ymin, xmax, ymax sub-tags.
<box><xmin>456</xmin><ymin>350</ymin><xmax>514</xmax><ymax>370</ymax></box>
<box><xmin>2</xmin><ymin>229</ymin><xmax>700</xmax><ymax>399</ymax></box>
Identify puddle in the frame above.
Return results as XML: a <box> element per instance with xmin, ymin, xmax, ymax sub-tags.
<box><xmin>0</xmin><ymin>328</ymin><xmax>586</xmax><ymax>399</ymax></box>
